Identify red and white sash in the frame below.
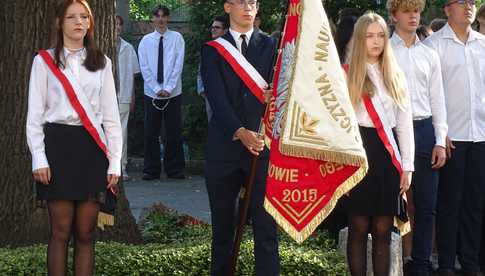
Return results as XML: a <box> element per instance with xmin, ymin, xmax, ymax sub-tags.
<box><xmin>38</xmin><ymin>50</ymin><xmax>108</xmax><ymax>157</ymax></box>
<box><xmin>342</xmin><ymin>64</ymin><xmax>402</xmax><ymax>175</ymax></box>
<box><xmin>362</xmin><ymin>95</ymin><xmax>403</xmax><ymax>175</ymax></box>
<box><xmin>206</xmin><ymin>37</ymin><xmax>268</xmax><ymax>104</ymax></box>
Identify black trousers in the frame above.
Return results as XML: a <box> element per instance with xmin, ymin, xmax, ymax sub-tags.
<box><xmin>205</xmin><ymin>159</ymin><xmax>280</xmax><ymax>276</ymax></box>
<box><xmin>437</xmin><ymin>141</ymin><xmax>485</xmax><ymax>272</ymax></box>
<box><xmin>481</xmin><ymin>211</ymin><xmax>485</xmax><ymax>271</ymax></box>
<box><xmin>143</xmin><ymin>95</ymin><xmax>185</xmax><ymax>176</ymax></box>
<box><xmin>410</xmin><ymin>118</ymin><xmax>438</xmax><ymax>273</ymax></box>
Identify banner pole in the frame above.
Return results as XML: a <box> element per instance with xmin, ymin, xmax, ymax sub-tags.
<box><xmin>226</xmin><ymin>2</ymin><xmax>290</xmax><ymax>275</ymax></box>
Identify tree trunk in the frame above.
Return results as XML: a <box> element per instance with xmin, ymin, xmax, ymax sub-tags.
<box><xmin>0</xmin><ymin>0</ymin><xmax>141</xmax><ymax>247</ymax></box>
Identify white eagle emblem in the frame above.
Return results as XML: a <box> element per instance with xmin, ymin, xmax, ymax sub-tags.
<box><xmin>273</xmin><ymin>39</ymin><xmax>296</xmax><ymax>139</ymax></box>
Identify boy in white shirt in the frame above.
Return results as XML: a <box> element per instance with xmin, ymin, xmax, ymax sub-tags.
<box><xmin>424</xmin><ymin>1</ymin><xmax>485</xmax><ymax>275</ymax></box>
<box><xmin>138</xmin><ymin>5</ymin><xmax>186</xmax><ymax>180</ymax></box>
<box><xmin>387</xmin><ymin>1</ymin><xmax>448</xmax><ymax>275</ymax></box>
<box><xmin>116</xmin><ymin>15</ymin><xmax>140</xmax><ymax>180</ymax></box>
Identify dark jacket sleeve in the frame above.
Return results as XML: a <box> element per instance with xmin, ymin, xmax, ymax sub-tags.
<box><xmin>200</xmin><ymin>44</ymin><xmax>243</xmax><ymax>137</ymax></box>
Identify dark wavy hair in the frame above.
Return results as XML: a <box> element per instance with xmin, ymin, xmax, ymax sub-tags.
<box><xmin>335</xmin><ymin>15</ymin><xmax>358</xmax><ymax>64</ymax></box>
<box><xmin>54</xmin><ymin>0</ymin><xmax>105</xmax><ymax>72</ymax></box>
<box><xmin>214</xmin><ymin>15</ymin><xmax>229</xmax><ymax>30</ymax></box>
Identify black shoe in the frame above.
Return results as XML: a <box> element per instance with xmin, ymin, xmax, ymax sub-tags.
<box><xmin>403</xmin><ymin>260</ymin><xmax>413</xmax><ymax>276</ymax></box>
<box><xmin>413</xmin><ymin>271</ymin><xmax>431</xmax><ymax>276</ymax></box>
<box><xmin>167</xmin><ymin>173</ymin><xmax>185</xmax><ymax>179</ymax></box>
<box><xmin>142</xmin><ymin>173</ymin><xmax>160</xmax><ymax>180</ymax></box>
<box><xmin>406</xmin><ymin>261</ymin><xmax>432</xmax><ymax>276</ymax></box>
<box><xmin>462</xmin><ymin>272</ymin><xmax>480</xmax><ymax>276</ymax></box>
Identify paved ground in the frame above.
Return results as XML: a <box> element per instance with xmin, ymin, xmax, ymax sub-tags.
<box><xmin>124</xmin><ymin>171</ymin><xmax>211</xmax><ymax>223</ymax></box>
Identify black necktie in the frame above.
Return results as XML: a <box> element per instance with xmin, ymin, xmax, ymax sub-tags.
<box><xmin>240</xmin><ymin>34</ymin><xmax>248</xmax><ymax>57</ymax></box>
<box><xmin>157</xmin><ymin>36</ymin><xmax>164</xmax><ymax>84</ymax></box>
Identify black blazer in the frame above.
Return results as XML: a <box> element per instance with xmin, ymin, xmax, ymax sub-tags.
<box><xmin>201</xmin><ymin>31</ymin><xmax>277</xmax><ymax>164</ymax></box>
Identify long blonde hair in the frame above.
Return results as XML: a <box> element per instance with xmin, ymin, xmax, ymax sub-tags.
<box><xmin>347</xmin><ymin>12</ymin><xmax>407</xmax><ymax>109</ymax></box>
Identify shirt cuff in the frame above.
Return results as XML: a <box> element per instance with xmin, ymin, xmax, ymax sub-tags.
<box><xmin>107</xmin><ymin>159</ymin><xmax>121</xmax><ymax>176</ymax></box>
<box><xmin>32</xmin><ymin>152</ymin><xmax>49</xmax><ymax>171</ymax></box>
<box><xmin>152</xmin><ymin>84</ymin><xmax>162</xmax><ymax>95</ymax></box>
<box><xmin>402</xmin><ymin>161</ymin><xmax>414</xmax><ymax>172</ymax></box>
<box><xmin>435</xmin><ymin>132</ymin><xmax>446</xmax><ymax>148</ymax></box>
<box><xmin>163</xmin><ymin>86</ymin><xmax>173</xmax><ymax>94</ymax></box>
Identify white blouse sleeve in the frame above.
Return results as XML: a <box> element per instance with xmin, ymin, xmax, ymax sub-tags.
<box><xmin>395</xmin><ymin>85</ymin><xmax>415</xmax><ymax>172</ymax></box>
<box><xmin>26</xmin><ymin>55</ymin><xmax>50</xmax><ymax>171</ymax></box>
<box><xmin>100</xmin><ymin>58</ymin><xmax>123</xmax><ymax>175</ymax></box>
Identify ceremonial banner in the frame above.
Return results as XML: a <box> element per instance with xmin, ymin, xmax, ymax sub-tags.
<box><xmin>264</xmin><ymin>0</ymin><xmax>368</xmax><ymax>243</ymax></box>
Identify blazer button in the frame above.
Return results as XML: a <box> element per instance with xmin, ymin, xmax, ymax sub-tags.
<box><xmin>244</xmin><ymin>93</ymin><xmax>248</xmax><ymax>97</ymax></box>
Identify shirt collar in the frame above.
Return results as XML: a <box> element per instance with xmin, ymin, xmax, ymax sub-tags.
<box><xmin>153</xmin><ymin>28</ymin><xmax>169</xmax><ymax>38</ymax></box>
<box><xmin>441</xmin><ymin>23</ymin><xmax>481</xmax><ymax>43</ymax></box>
<box><xmin>366</xmin><ymin>62</ymin><xmax>380</xmax><ymax>73</ymax></box>
<box><xmin>118</xmin><ymin>37</ymin><xmax>129</xmax><ymax>52</ymax></box>
<box><xmin>63</xmin><ymin>47</ymin><xmax>86</xmax><ymax>61</ymax></box>
<box><xmin>229</xmin><ymin>28</ymin><xmax>254</xmax><ymax>44</ymax></box>
<box><xmin>390</xmin><ymin>32</ymin><xmax>420</xmax><ymax>48</ymax></box>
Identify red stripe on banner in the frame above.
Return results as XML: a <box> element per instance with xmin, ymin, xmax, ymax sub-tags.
<box><xmin>362</xmin><ymin>96</ymin><xmax>403</xmax><ymax>175</ymax></box>
<box><xmin>38</xmin><ymin>50</ymin><xmax>108</xmax><ymax>157</ymax></box>
<box><xmin>206</xmin><ymin>40</ymin><xmax>265</xmax><ymax>104</ymax></box>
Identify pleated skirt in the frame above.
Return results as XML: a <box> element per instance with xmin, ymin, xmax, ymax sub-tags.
<box><xmin>36</xmin><ymin>123</ymin><xmax>108</xmax><ymax>204</ymax></box>
<box><xmin>347</xmin><ymin>126</ymin><xmax>400</xmax><ymax>216</ymax></box>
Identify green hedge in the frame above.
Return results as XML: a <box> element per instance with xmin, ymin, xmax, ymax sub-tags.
<box><xmin>0</xmin><ymin>205</ymin><xmax>349</xmax><ymax>275</ymax></box>
<box><xmin>0</xmin><ymin>239</ymin><xmax>348</xmax><ymax>276</ymax></box>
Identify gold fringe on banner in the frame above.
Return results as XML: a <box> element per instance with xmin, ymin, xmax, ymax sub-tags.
<box><xmin>264</xmin><ymin>132</ymin><xmax>272</xmax><ymax>150</ymax></box>
<box><xmin>265</xmin><ymin>164</ymin><xmax>367</xmax><ymax>243</ymax></box>
<box><xmin>395</xmin><ymin>218</ymin><xmax>411</xmax><ymax>236</ymax></box>
<box><xmin>279</xmin><ymin>143</ymin><xmax>367</xmax><ymax>167</ymax></box>
<box><xmin>97</xmin><ymin>212</ymin><xmax>114</xmax><ymax>230</ymax></box>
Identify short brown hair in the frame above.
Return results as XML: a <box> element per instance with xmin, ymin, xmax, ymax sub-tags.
<box><xmin>116</xmin><ymin>15</ymin><xmax>124</xmax><ymax>26</ymax></box>
<box><xmin>387</xmin><ymin>0</ymin><xmax>426</xmax><ymax>15</ymax></box>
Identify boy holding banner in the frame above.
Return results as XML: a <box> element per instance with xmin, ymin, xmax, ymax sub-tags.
<box><xmin>200</xmin><ymin>0</ymin><xmax>279</xmax><ymax>275</ymax></box>
<box><xmin>388</xmin><ymin>0</ymin><xmax>447</xmax><ymax>275</ymax></box>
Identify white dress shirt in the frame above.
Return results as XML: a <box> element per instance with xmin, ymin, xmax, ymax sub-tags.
<box><xmin>117</xmin><ymin>38</ymin><xmax>140</xmax><ymax>103</ymax></box>
<box><xmin>228</xmin><ymin>28</ymin><xmax>255</xmax><ymax>140</ymax></box>
<box><xmin>138</xmin><ymin>29</ymin><xmax>185</xmax><ymax>99</ymax></box>
<box><xmin>391</xmin><ymin>33</ymin><xmax>448</xmax><ymax>147</ymax></box>
<box><xmin>355</xmin><ymin>63</ymin><xmax>415</xmax><ymax>171</ymax></box>
<box><xmin>229</xmin><ymin>28</ymin><xmax>254</xmax><ymax>53</ymax></box>
<box><xmin>26</xmin><ymin>48</ymin><xmax>123</xmax><ymax>175</ymax></box>
<box><xmin>424</xmin><ymin>23</ymin><xmax>485</xmax><ymax>142</ymax></box>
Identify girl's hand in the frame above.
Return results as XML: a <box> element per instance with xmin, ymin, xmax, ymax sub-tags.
<box><xmin>107</xmin><ymin>174</ymin><xmax>119</xmax><ymax>190</ymax></box>
<box><xmin>33</xmin><ymin>167</ymin><xmax>51</xmax><ymax>185</ymax></box>
<box><xmin>400</xmin><ymin>171</ymin><xmax>412</xmax><ymax>195</ymax></box>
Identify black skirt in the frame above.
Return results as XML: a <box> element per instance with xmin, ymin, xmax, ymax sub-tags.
<box><xmin>36</xmin><ymin>123</ymin><xmax>108</xmax><ymax>204</ymax></box>
<box><xmin>347</xmin><ymin>126</ymin><xmax>400</xmax><ymax>216</ymax></box>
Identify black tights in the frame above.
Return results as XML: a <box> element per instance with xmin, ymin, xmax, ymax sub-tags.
<box><xmin>347</xmin><ymin>215</ymin><xmax>393</xmax><ymax>276</ymax></box>
<box><xmin>47</xmin><ymin>200</ymin><xmax>100</xmax><ymax>276</ymax></box>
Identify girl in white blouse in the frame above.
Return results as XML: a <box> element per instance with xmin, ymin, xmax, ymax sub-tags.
<box><xmin>26</xmin><ymin>0</ymin><xmax>121</xmax><ymax>275</ymax></box>
<box><xmin>345</xmin><ymin>12</ymin><xmax>414</xmax><ymax>276</ymax></box>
